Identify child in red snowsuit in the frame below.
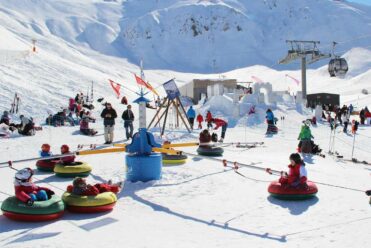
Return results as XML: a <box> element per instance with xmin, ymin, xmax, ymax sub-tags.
<box><xmin>14</xmin><ymin>168</ymin><xmax>55</xmax><ymax>206</ymax></box>
<box><xmin>67</xmin><ymin>177</ymin><xmax>121</xmax><ymax>196</ymax></box>
<box><xmin>196</xmin><ymin>114</ymin><xmax>203</xmax><ymax>129</ymax></box>
<box><xmin>279</xmin><ymin>153</ymin><xmax>307</xmax><ymax>187</ymax></box>
<box><xmin>60</xmin><ymin>144</ymin><xmax>75</xmax><ymax>165</ymax></box>
<box><xmin>206</xmin><ymin>111</ymin><xmax>213</xmax><ymax>129</ymax></box>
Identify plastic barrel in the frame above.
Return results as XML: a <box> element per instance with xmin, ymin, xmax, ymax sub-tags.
<box><xmin>126</xmin><ymin>153</ymin><xmax>162</xmax><ymax>182</ymax></box>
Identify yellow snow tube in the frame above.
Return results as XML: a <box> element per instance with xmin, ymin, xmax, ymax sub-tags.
<box><xmin>54</xmin><ymin>161</ymin><xmax>92</xmax><ymax>177</ymax></box>
<box><xmin>62</xmin><ymin>192</ymin><xmax>117</xmax><ymax>213</ymax></box>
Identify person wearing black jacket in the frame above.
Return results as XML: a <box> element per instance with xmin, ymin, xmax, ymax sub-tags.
<box><xmin>100</xmin><ymin>103</ymin><xmax>117</xmax><ymax>144</ymax></box>
<box><xmin>122</xmin><ymin>105</ymin><xmax>135</xmax><ymax>140</ymax></box>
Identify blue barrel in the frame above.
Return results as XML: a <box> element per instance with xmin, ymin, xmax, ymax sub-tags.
<box><xmin>126</xmin><ymin>153</ymin><xmax>162</xmax><ymax>182</ymax></box>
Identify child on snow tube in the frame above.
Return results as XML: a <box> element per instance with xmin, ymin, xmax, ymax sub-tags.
<box><xmin>67</xmin><ymin>177</ymin><xmax>121</xmax><ymax>196</ymax></box>
<box><xmin>14</xmin><ymin>168</ymin><xmax>55</xmax><ymax>206</ymax></box>
<box><xmin>199</xmin><ymin>129</ymin><xmax>212</xmax><ymax>147</ymax></box>
<box><xmin>59</xmin><ymin>145</ymin><xmax>76</xmax><ymax>165</ymax></box>
<box><xmin>279</xmin><ymin>153</ymin><xmax>308</xmax><ymax>189</ymax></box>
<box><xmin>40</xmin><ymin>143</ymin><xmax>53</xmax><ymax>158</ymax></box>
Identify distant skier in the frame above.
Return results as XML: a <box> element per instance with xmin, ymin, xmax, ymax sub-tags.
<box><xmin>187</xmin><ymin>106</ymin><xmax>196</xmax><ymax>130</ymax></box>
<box><xmin>341</xmin><ymin>111</ymin><xmax>350</xmax><ymax>133</ymax></box>
<box><xmin>265</xmin><ymin>109</ymin><xmax>277</xmax><ymax>134</ymax></box>
<box><xmin>359</xmin><ymin>108</ymin><xmax>365</xmax><ymax>125</ymax></box>
<box><xmin>196</xmin><ymin>113</ymin><xmax>204</xmax><ymax>129</ymax></box>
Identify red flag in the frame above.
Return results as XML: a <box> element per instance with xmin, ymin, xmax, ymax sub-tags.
<box><xmin>285</xmin><ymin>74</ymin><xmax>300</xmax><ymax>85</ymax></box>
<box><xmin>134</xmin><ymin>74</ymin><xmax>159</xmax><ymax>96</ymax></box>
<box><xmin>251</xmin><ymin>76</ymin><xmax>263</xmax><ymax>83</ymax></box>
<box><xmin>108</xmin><ymin>79</ymin><xmax>121</xmax><ymax>98</ymax></box>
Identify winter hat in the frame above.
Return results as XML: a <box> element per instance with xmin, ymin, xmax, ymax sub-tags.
<box><xmin>15</xmin><ymin>167</ymin><xmax>34</xmax><ymax>183</ymax></box>
<box><xmin>61</xmin><ymin>144</ymin><xmax>70</xmax><ymax>153</ymax></box>
<box><xmin>41</xmin><ymin>143</ymin><xmax>51</xmax><ymax>152</ymax></box>
<box><xmin>289</xmin><ymin>153</ymin><xmax>302</xmax><ymax>164</ymax></box>
<box><xmin>3</xmin><ymin>111</ymin><xmax>9</xmax><ymax>116</ymax></box>
<box><xmin>73</xmin><ymin>177</ymin><xmax>86</xmax><ymax>188</ymax></box>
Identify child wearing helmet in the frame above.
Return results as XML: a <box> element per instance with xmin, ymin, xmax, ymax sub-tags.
<box><xmin>14</xmin><ymin>168</ymin><xmax>55</xmax><ymax>206</ymax></box>
<box><xmin>59</xmin><ymin>144</ymin><xmax>76</xmax><ymax>165</ymax></box>
<box><xmin>66</xmin><ymin>177</ymin><xmax>121</xmax><ymax>196</ymax></box>
<box><xmin>279</xmin><ymin>153</ymin><xmax>308</xmax><ymax>188</ymax></box>
<box><xmin>40</xmin><ymin>143</ymin><xmax>52</xmax><ymax>157</ymax></box>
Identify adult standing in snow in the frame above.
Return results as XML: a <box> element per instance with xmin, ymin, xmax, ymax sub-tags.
<box><xmin>206</xmin><ymin>110</ymin><xmax>213</xmax><ymax>129</ymax></box>
<box><xmin>122</xmin><ymin>105</ymin><xmax>135</xmax><ymax>140</ymax></box>
<box><xmin>359</xmin><ymin>108</ymin><xmax>365</xmax><ymax>125</ymax></box>
<box><xmin>212</xmin><ymin>118</ymin><xmax>228</xmax><ymax>142</ymax></box>
<box><xmin>348</xmin><ymin>104</ymin><xmax>354</xmax><ymax>115</ymax></box>
<box><xmin>265</xmin><ymin>109</ymin><xmax>277</xmax><ymax>134</ymax></box>
<box><xmin>187</xmin><ymin>106</ymin><xmax>196</xmax><ymax>130</ymax></box>
<box><xmin>100</xmin><ymin>103</ymin><xmax>117</xmax><ymax>144</ymax></box>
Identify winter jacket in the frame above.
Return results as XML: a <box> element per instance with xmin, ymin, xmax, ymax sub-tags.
<box><xmin>100</xmin><ymin>108</ymin><xmax>117</xmax><ymax>126</ymax></box>
<box><xmin>187</xmin><ymin>107</ymin><xmax>196</xmax><ymax>118</ymax></box>
<box><xmin>206</xmin><ymin>112</ymin><xmax>213</xmax><ymax>122</ymax></box>
<box><xmin>213</xmin><ymin>118</ymin><xmax>227</xmax><ymax>130</ymax></box>
<box><xmin>40</xmin><ymin>151</ymin><xmax>52</xmax><ymax>157</ymax></box>
<box><xmin>199</xmin><ymin>130</ymin><xmax>211</xmax><ymax>144</ymax></box>
<box><xmin>266</xmin><ymin>111</ymin><xmax>274</xmax><ymax>121</ymax></box>
<box><xmin>15</xmin><ymin>183</ymin><xmax>52</xmax><ymax>203</ymax></box>
<box><xmin>365</xmin><ymin>111</ymin><xmax>371</xmax><ymax>118</ymax></box>
<box><xmin>67</xmin><ymin>183</ymin><xmax>119</xmax><ymax>196</ymax></box>
<box><xmin>60</xmin><ymin>153</ymin><xmax>75</xmax><ymax>164</ymax></box>
<box><xmin>298</xmin><ymin>126</ymin><xmax>313</xmax><ymax>140</ymax></box>
<box><xmin>0</xmin><ymin>115</ymin><xmax>10</xmax><ymax>125</ymax></box>
<box><xmin>281</xmin><ymin>163</ymin><xmax>307</xmax><ymax>185</ymax></box>
<box><xmin>122</xmin><ymin>110</ymin><xmax>135</xmax><ymax>121</ymax></box>
<box><xmin>196</xmin><ymin>114</ymin><xmax>203</xmax><ymax>123</ymax></box>
<box><xmin>80</xmin><ymin>115</ymin><xmax>94</xmax><ymax>130</ymax></box>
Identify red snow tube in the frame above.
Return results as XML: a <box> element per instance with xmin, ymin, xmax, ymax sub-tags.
<box><xmin>36</xmin><ymin>160</ymin><xmax>57</xmax><ymax>172</ymax></box>
<box><xmin>268</xmin><ymin>181</ymin><xmax>318</xmax><ymax>200</ymax></box>
<box><xmin>3</xmin><ymin>211</ymin><xmax>64</xmax><ymax>222</ymax></box>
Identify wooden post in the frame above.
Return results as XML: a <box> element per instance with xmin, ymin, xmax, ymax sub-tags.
<box><xmin>161</xmin><ymin>98</ymin><xmax>171</xmax><ymax>136</ymax></box>
<box><xmin>172</xmin><ymin>99</ymin><xmax>191</xmax><ymax>133</ymax></box>
<box><xmin>148</xmin><ymin>97</ymin><xmax>167</xmax><ymax>129</ymax></box>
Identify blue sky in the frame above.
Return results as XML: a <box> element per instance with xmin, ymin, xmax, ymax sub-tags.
<box><xmin>348</xmin><ymin>0</ymin><xmax>371</xmax><ymax>5</ymax></box>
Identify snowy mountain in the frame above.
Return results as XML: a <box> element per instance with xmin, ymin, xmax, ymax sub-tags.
<box><xmin>1</xmin><ymin>0</ymin><xmax>371</xmax><ymax>73</ymax></box>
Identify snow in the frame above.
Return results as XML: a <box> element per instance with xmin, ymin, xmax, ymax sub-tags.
<box><xmin>0</xmin><ymin>0</ymin><xmax>371</xmax><ymax>247</ymax></box>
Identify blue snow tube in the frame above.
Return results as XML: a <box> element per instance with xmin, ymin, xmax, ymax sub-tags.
<box><xmin>126</xmin><ymin>153</ymin><xmax>162</xmax><ymax>182</ymax></box>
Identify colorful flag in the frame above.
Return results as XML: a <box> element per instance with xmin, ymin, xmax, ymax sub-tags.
<box><xmin>134</xmin><ymin>74</ymin><xmax>159</xmax><ymax>96</ymax></box>
<box><xmin>251</xmin><ymin>76</ymin><xmax>263</xmax><ymax>83</ymax></box>
<box><xmin>108</xmin><ymin>79</ymin><xmax>121</xmax><ymax>98</ymax></box>
<box><xmin>285</xmin><ymin>74</ymin><xmax>300</xmax><ymax>85</ymax></box>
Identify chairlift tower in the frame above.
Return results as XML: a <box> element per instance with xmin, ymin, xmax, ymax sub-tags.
<box><xmin>279</xmin><ymin>40</ymin><xmax>330</xmax><ymax>101</ymax></box>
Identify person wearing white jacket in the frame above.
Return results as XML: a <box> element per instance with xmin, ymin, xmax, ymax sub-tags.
<box><xmin>18</xmin><ymin>115</ymin><xmax>35</xmax><ymax>136</ymax></box>
<box><xmin>341</xmin><ymin>112</ymin><xmax>350</xmax><ymax>133</ymax></box>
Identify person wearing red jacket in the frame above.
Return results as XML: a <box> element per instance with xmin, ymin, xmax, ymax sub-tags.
<box><xmin>59</xmin><ymin>144</ymin><xmax>76</xmax><ymax>165</ymax></box>
<box><xmin>205</xmin><ymin>111</ymin><xmax>213</xmax><ymax>129</ymax></box>
<box><xmin>196</xmin><ymin>114</ymin><xmax>204</xmax><ymax>129</ymax></box>
<box><xmin>66</xmin><ymin>177</ymin><xmax>121</xmax><ymax>196</ymax></box>
<box><xmin>279</xmin><ymin>153</ymin><xmax>308</xmax><ymax>188</ymax></box>
<box><xmin>212</xmin><ymin>118</ymin><xmax>228</xmax><ymax>142</ymax></box>
<box><xmin>14</xmin><ymin>167</ymin><xmax>55</xmax><ymax>206</ymax></box>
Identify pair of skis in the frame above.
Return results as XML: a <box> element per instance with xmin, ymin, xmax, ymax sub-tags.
<box><xmin>10</xmin><ymin>93</ymin><xmax>20</xmax><ymax>114</ymax></box>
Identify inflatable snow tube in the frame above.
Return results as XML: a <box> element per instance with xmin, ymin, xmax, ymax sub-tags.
<box><xmin>268</xmin><ymin>181</ymin><xmax>318</xmax><ymax>200</ymax></box>
<box><xmin>197</xmin><ymin>146</ymin><xmax>224</xmax><ymax>157</ymax></box>
<box><xmin>36</xmin><ymin>160</ymin><xmax>58</xmax><ymax>172</ymax></box>
<box><xmin>1</xmin><ymin>195</ymin><xmax>65</xmax><ymax>222</ymax></box>
<box><xmin>54</xmin><ymin>162</ymin><xmax>92</xmax><ymax>177</ymax></box>
<box><xmin>162</xmin><ymin>154</ymin><xmax>187</xmax><ymax>165</ymax></box>
<box><xmin>62</xmin><ymin>192</ymin><xmax>117</xmax><ymax>213</ymax></box>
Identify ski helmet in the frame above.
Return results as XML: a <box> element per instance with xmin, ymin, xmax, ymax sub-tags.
<box><xmin>41</xmin><ymin>143</ymin><xmax>51</xmax><ymax>152</ymax></box>
<box><xmin>15</xmin><ymin>167</ymin><xmax>34</xmax><ymax>182</ymax></box>
<box><xmin>61</xmin><ymin>144</ymin><xmax>70</xmax><ymax>153</ymax></box>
